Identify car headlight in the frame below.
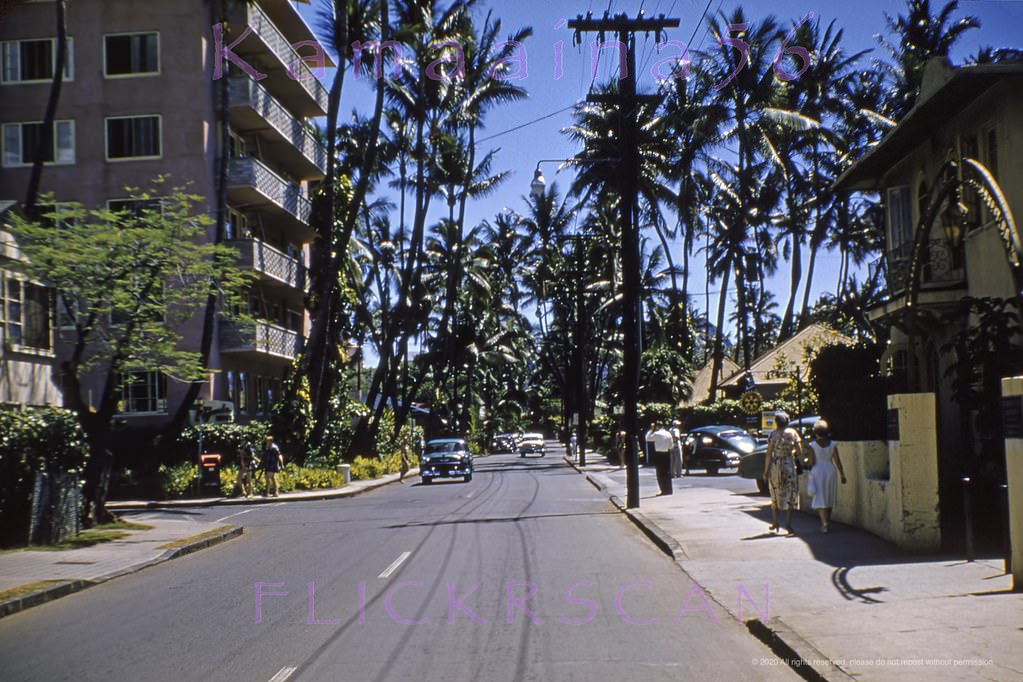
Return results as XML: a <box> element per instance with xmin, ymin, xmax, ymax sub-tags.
<box><xmin>738</xmin><ymin>442</ymin><xmax>754</xmax><ymax>454</ymax></box>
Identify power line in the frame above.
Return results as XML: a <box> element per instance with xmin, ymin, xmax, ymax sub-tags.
<box><xmin>474</xmin><ymin>104</ymin><xmax>580</xmax><ymax>145</ymax></box>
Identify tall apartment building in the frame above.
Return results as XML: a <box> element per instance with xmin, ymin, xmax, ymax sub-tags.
<box><xmin>0</xmin><ymin>0</ymin><xmax>329</xmax><ymax>423</ymax></box>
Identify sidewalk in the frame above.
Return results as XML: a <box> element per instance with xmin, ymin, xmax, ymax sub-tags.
<box><xmin>0</xmin><ymin>469</ymin><xmax>416</xmax><ymax>619</ymax></box>
<box><xmin>566</xmin><ymin>452</ymin><xmax>1022</xmax><ymax>681</ymax></box>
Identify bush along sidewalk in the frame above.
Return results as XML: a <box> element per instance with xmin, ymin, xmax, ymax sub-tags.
<box><xmin>159</xmin><ymin>452</ymin><xmax>409</xmax><ymax>499</ymax></box>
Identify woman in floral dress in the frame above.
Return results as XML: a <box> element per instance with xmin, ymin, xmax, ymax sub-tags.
<box><xmin>763</xmin><ymin>412</ymin><xmax>802</xmax><ymax>535</ymax></box>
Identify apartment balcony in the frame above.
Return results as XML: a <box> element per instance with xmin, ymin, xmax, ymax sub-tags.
<box><xmin>227</xmin><ymin>238</ymin><xmax>307</xmax><ymax>292</ymax></box>
<box><xmin>228</xmin><ymin>2</ymin><xmax>329</xmax><ymax>117</ymax></box>
<box><xmin>867</xmin><ymin>239</ymin><xmax>967</xmax><ymax>319</ymax></box>
<box><xmin>221</xmin><ymin>319</ymin><xmax>302</xmax><ymax>362</ymax></box>
<box><xmin>229</xmin><ymin>77</ymin><xmax>326</xmax><ymax>180</ymax></box>
<box><xmin>228</xmin><ymin>157</ymin><xmax>312</xmax><ymax>237</ymax></box>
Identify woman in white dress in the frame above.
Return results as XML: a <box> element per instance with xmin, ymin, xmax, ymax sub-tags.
<box><xmin>806</xmin><ymin>420</ymin><xmax>846</xmax><ymax>533</ymax></box>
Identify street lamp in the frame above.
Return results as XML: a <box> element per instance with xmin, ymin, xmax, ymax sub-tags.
<box><xmin>529</xmin><ymin>158</ymin><xmax>619</xmax><ymax>199</ymax></box>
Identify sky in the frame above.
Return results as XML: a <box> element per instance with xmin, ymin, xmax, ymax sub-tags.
<box><xmin>296</xmin><ymin>0</ymin><xmax>1023</xmax><ymax>340</ymax></box>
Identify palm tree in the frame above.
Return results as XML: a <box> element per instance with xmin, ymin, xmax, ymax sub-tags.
<box><xmin>878</xmin><ymin>0</ymin><xmax>980</xmax><ymax>119</ymax></box>
<box><xmin>700</xmin><ymin>9</ymin><xmax>783</xmax><ymax>384</ymax></box>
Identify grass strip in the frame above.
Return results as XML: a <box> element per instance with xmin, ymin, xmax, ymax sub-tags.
<box><xmin>1</xmin><ymin>521</ymin><xmax>155</xmax><ymax>553</ymax></box>
<box><xmin>0</xmin><ymin>580</ymin><xmax>66</xmax><ymax>602</ymax></box>
<box><xmin>158</xmin><ymin>525</ymin><xmax>235</xmax><ymax>551</ymax></box>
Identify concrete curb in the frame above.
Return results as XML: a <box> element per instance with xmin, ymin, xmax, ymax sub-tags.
<box><xmin>746</xmin><ymin>617</ymin><xmax>855</xmax><ymax>681</ymax></box>
<box><xmin>108</xmin><ymin>469</ymin><xmax>419</xmax><ymax>511</ymax></box>
<box><xmin>565</xmin><ymin>455</ymin><xmax>840</xmax><ymax>682</ymax></box>
<box><xmin>0</xmin><ymin>525</ymin><xmax>242</xmax><ymax>621</ymax></box>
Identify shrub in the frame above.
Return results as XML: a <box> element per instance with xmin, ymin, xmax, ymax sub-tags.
<box><xmin>0</xmin><ymin>407</ymin><xmax>90</xmax><ymax>547</ymax></box>
<box><xmin>177</xmin><ymin>422</ymin><xmax>270</xmax><ymax>464</ymax></box>
<box><xmin>159</xmin><ymin>461</ymin><xmax>349</xmax><ymax>498</ymax></box>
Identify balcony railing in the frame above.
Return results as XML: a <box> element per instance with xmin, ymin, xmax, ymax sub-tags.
<box><xmin>242</xmin><ymin>3</ymin><xmax>329</xmax><ymax>114</ymax></box>
<box><xmin>227</xmin><ymin>238</ymin><xmax>306</xmax><ymax>291</ymax></box>
<box><xmin>221</xmin><ymin>320</ymin><xmax>302</xmax><ymax>361</ymax></box>
<box><xmin>229</xmin><ymin>77</ymin><xmax>326</xmax><ymax>176</ymax></box>
<box><xmin>229</xmin><ymin>157</ymin><xmax>311</xmax><ymax>226</ymax></box>
<box><xmin>875</xmin><ymin>239</ymin><xmax>966</xmax><ymax>297</ymax></box>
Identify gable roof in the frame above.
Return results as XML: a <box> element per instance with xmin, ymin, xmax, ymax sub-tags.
<box><xmin>682</xmin><ymin>356</ymin><xmax>740</xmax><ymax>406</ymax></box>
<box><xmin>720</xmin><ymin>324</ymin><xmax>854</xmax><ymax>389</ymax></box>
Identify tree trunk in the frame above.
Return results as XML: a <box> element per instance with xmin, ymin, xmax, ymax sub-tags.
<box><xmin>24</xmin><ymin>0</ymin><xmax>67</xmax><ymax>218</ymax></box>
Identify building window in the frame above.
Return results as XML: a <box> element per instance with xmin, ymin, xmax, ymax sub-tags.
<box><xmin>985</xmin><ymin>126</ymin><xmax>998</xmax><ymax>180</ymax></box>
<box><xmin>2</xmin><ymin>37</ymin><xmax>74</xmax><ymax>84</ymax></box>
<box><xmin>107</xmin><ymin>197</ymin><xmax>164</xmax><ymax>221</ymax></box>
<box><xmin>2</xmin><ymin>120</ymin><xmax>75</xmax><ymax>167</ymax></box>
<box><xmin>228</xmin><ymin>129</ymin><xmax>246</xmax><ymax>159</ymax></box>
<box><xmin>105</xmin><ymin>115</ymin><xmax>161</xmax><ymax>160</ymax></box>
<box><xmin>226</xmin><ymin>207</ymin><xmax>248</xmax><ymax>240</ymax></box>
<box><xmin>104</xmin><ymin>33</ymin><xmax>159</xmax><ymax>77</ymax></box>
<box><xmin>2</xmin><ymin>278</ymin><xmax>52</xmax><ymax>350</ymax></box>
<box><xmin>887</xmin><ymin>186</ymin><xmax>912</xmax><ymax>250</ymax></box>
<box><xmin>118</xmin><ymin>371</ymin><xmax>167</xmax><ymax>414</ymax></box>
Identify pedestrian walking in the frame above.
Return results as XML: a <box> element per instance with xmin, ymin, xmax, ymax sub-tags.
<box><xmin>670</xmin><ymin>420</ymin><xmax>684</xmax><ymax>479</ymax></box>
<box><xmin>569</xmin><ymin>431</ymin><xmax>578</xmax><ymax>461</ymax></box>
<box><xmin>614</xmin><ymin>429</ymin><xmax>627</xmax><ymax>468</ymax></box>
<box><xmin>644</xmin><ymin>422</ymin><xmax>656</xmax><ymax>466</ymax></box>
<box><xmin>652</xmin><ymin>422</ymin><xmax>675</xmax><ymax>495</ymax></box>
<box><xmin>235</xmin><ymin>440</ymin><xmax>259</xmax><ymax>498</ymax></box>
<box><xmin>262</xmin><ymin>435</ymin><xmax>284</xmax><ymax>497</ymax></box>
<box><xmin>806</xmin><ymin>420</ymin><xmax>847</xmax><ymax>533</ymax></box>
<box><xmin>763</xmin><ymin>411</ymin><xmax>801</xmax><ymax>535</ymax></box>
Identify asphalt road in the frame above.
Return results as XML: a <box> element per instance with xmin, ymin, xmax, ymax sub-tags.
<box><xmin>0</xmin><ymin>445</ymin><xmax>794</xmax><ymax>682</ymax></box>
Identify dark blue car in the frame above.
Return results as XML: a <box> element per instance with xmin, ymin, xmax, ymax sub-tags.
<box><xmin>420</xmin><ymin>438</ymin><xmax>473</xmax><ymax>483</ymax></box>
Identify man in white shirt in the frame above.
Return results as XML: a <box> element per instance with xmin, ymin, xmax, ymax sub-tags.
<box><xmin>652</xmin><ymin>423</ymin><xmax>675</xmax><ymax>495</ymax></box>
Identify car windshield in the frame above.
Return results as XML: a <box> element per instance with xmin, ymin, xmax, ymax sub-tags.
<box><xmin>718</xmin><ymin>430</ymin><xmax>750</xmax><ymax>441</ymax></box>
<box><xmin>424</xmin><ymin>442</ymin><xmax>464</xmax><ymax>455</ymax></box>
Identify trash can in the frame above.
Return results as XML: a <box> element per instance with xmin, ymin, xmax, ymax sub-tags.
<box><xmin>200</xmin><ymin>454</ymin><xmax>222</xmax><ymax>493</ymax></box>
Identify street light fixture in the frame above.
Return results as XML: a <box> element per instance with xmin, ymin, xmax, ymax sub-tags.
<box><xmin>529</xmin><ymin>158</ymin><xmax>619</xmax><ymax>199</ymax></box>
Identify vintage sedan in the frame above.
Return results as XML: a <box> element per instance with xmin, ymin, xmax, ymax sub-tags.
<box><xmin>682</xmin><ymin>425</ymin><xmax>757</xmax><ymax>475</ymax></box>
<box><xmin>420</xmin><ymin>438</ymin><xmax>473</xmax><ymax>483</ymax></box>
<box><xmin>518</xmin><ymin>433</ymin><xmax>546</xmax><ymax>457</ymax></box>
<box><xmin>491</xmin><ymin>433</ymin><xmax>519</xmax><ymax>454</ymax></box>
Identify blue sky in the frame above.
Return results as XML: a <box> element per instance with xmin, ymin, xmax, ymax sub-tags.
<box><xmin>297</xmin><ymin>0</ymin><xmax>1022</xmax><ymax>335</ymax></box>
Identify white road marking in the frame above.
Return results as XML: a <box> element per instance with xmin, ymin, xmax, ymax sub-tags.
<box><xmin>215</xmin><ymin>509</ymin><xmax>253</xmax><ymax>524</ymax></box>
<box><xmin>378</xmin><ymin>551</ymin><xmax>411</xmax><ymax>579</ymax></box>
<box><xmin>268</xmin><ymin>665</ymin><xmax>297</xmax><ymax>682</ymax></box>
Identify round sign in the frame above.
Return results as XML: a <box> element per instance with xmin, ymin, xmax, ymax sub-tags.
<box><xmin>739</xmin><ymin>390</ymin><xmax>763</xmax><ymax>415</ymax></box>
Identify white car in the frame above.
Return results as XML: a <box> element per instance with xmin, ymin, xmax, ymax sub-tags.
<box><xmin>518</xmin><ymin>433</ymin><xmax>546</xmax><ymax>457</ymax></box>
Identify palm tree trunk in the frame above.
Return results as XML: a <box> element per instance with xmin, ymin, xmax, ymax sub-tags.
<box><xmin>708</xmin><ymin>256</ymin><xmax>732</xmax><ymax>402</ymax></box>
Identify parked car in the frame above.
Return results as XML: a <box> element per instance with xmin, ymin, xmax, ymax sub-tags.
<box><xmin>518</xmin><ymin>433</ymin><xmax>546</xmax><ymax>457</ymax></box>
<box><xmin>491</xmin><ymin>433</ymin><xmax>519</xmax><ymax>454</ymax></box>
<box><xmin>682</xmin><ymin>425</ymin><xmax>756</xmax><ymax>475</ymax></box>
<box><xmin>738</xmin><ymin>416</ymin><xmax>819</xmax><ymax>494</ymax></box>
<box><xmin>420</xmin><ymin>438</ymin><xmax>473</xmax><ymax>483</ymax></box>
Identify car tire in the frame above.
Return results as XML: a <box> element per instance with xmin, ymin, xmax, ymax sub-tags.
<box><xmin>707</xmin><ymin>465</ymin><xmax>719</xmax><ymax>476</ymax></box>
<box><xmin>464</xmin><ymin>473</ymin><xmax>472</xmax><ymax>482</ymax></box>
<box><xmin>422</xmin><ymin>477</ymin><xmax>432</xmax><ymax>485</ymax></box>
<box><xmin>756</xmin><ymin>477</ymin><xmax>768</xmax><ymax>495</ymax></box>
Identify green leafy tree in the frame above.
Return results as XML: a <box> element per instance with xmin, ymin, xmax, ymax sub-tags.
<box><xmin>8</xmin><ymin>183</ymin><xmax>251</xmax><ymax>524</ymax></box>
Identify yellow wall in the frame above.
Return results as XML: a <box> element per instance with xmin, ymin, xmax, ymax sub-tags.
<box><xmin>799</xmin><ymin>393</ymin><xmax>941</xmax><ymax>550</ymax></box>
<box><xmin>1002</xmin><ymin>376</ymin><xmax>1023</xmax><ymax>590</ymax></box>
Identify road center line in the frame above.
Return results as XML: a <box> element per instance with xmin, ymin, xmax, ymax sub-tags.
<box><xmin>268</xmin><ymin>665</ymin><xmax>297</xmax><ymax>682</ymax></box>
<box><xmin>378</xmin><ymin>551</ymin><xmax>411</xmax><ymax>579</ymax></box>
<box><xmin>215</xmin><ymin>509</ymin><xmax>253</xmax><ymax>524</ymax></box>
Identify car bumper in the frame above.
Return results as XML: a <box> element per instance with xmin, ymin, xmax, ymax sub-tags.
<box><xmin>421</xmin><ymin>462</ymin><xmax>472</xmax><ymax>479</ymax></box>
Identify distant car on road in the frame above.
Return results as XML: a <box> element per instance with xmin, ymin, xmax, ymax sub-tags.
<box><xmin>420</xmin><ymin>438</ymin><xmax>473</xmax><ymax>483</ymax></box>
<box><xmin>518</xmin><ymin>433</ymin><xmax>546</xmax><ymax>457</ymax></box>
<box><xmin>682</xmin><ymin>425</ymin><xmax>756</xmax><ymax>475</ymax></box>
<box><xmin>491</xmin><ymin>433</ymin><xmax>519</xmax><ymax>454</ymax></box>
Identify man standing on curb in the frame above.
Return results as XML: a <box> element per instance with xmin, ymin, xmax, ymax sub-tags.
<box><xmin>652</xmin><ymin>422</ymin><xmax>675</xmax><ymax>496</ymax></box>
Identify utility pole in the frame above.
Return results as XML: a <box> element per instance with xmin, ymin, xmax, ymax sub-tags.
<box><xmin>568</xmin><ymin>12</ymin><xmax>679</xmax><ymax>509</ymax></box>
